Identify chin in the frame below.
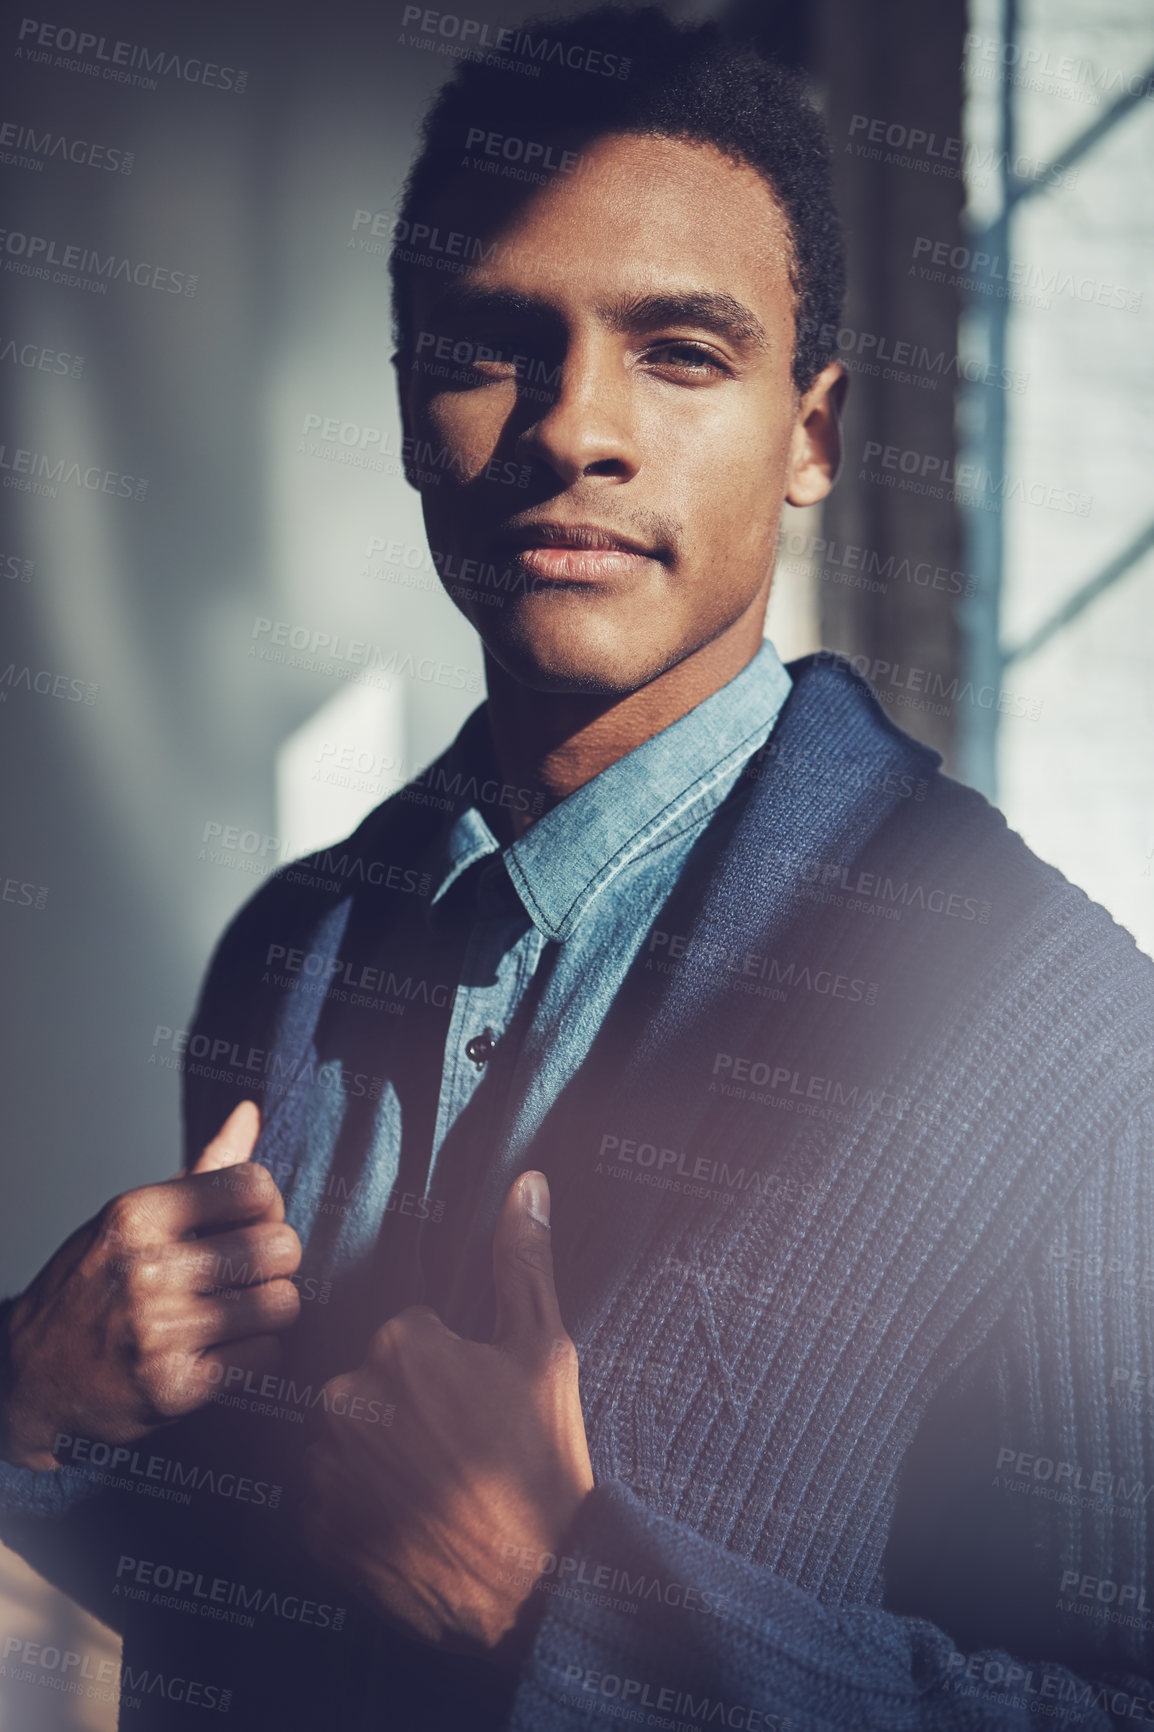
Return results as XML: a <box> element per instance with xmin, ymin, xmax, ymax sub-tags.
<box><xmin>479</xmin><ymin>617</ymin><xmax>671</xmax><ymax>697</ymax></box>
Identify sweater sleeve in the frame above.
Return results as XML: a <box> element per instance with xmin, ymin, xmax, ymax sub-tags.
<box><xmin>510</xmin><ymin>1105</ymin><xmax>1154</xmax><ymax>1730</ymax></box>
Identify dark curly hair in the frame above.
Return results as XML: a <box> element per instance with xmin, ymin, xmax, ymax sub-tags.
<box><xmin>390</xmin><ymin>5</ymin><xmax>845</xmax><ymax>390</ymax></box>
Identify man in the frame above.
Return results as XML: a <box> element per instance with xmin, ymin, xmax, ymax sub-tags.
<box><xmin>2</xmin><ymin>8</ymin><xmax>1152</xmax><ymax>1728</ymax></box>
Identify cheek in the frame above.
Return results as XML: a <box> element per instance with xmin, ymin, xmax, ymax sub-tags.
<box><xmin>664</xmin><ymin>417</ymin><xmax>788</xmax><ymax>562</ymax></box>
<box><xmin>422</xmin><ymin>392</ymin><xmax>504</xmax><ymax>477</ymax></box>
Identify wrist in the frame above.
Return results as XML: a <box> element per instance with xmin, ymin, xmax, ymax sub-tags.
<box><xmin>0</xmin><ymin>1298</ymin><xmax>59</xmax><ymax>1472</ymax></box>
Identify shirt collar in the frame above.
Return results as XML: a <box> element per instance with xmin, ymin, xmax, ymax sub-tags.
<box><xmin>426</xmin><ymin>639</ymin><xmax>791</xmax><ymax>940</ymax></box>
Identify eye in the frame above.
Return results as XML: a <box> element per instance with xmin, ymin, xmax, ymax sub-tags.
<box><xmin>424</xmin><ymin>351</ymin><xmax>517</xmax><ymax>390</ymax></box>
<box><xmin>644</xmin><ymin>341</ymin><xmax>731</xmax><ymax>377</ymax></box>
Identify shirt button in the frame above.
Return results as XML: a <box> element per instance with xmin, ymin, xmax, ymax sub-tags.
<box><xmin>465</xmin><ymin>1029</ymin><xmax>496</xmax><ymax>1070</ymax></box>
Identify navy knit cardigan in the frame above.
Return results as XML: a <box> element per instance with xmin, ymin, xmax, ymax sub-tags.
<box><xmin>3</xmin><ymin>654</ymin><xmax>1153</xmax><ymax>1731</ymax></box>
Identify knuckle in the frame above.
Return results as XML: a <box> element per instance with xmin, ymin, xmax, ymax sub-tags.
<box><xmin>262</xmin><ymin>1224</ymin><xmax>301</xmax><ymax>1267</ymax></box>
<box><xmin>147</xmin><ymin>1351</ymin><xmax>194</xmax><ymax>1414</ymax></box>
<box><xmin>245</xmin><ymin>1164</ymin><xmax>280</xmax><ymax>1208</ymax></box>
<box><xmin>260</xmin><ymin>1278</ymin><xmax>301</xmax><ymax>1323</ymax></box>
<box><xmin>514</xmin><ymin>1235</ymin><xmax>553</xmax><ymax>1277</ymax></box>
<box><xmin>544</xmin><ymin>1334</ymin><xmax>579</xmax><ymax>1377</ymax></box>
<box><xmin>550</xmin><ymin>1331</ymin><xmax>577</xmax><ymax>1362</ymax></box>
<box><xmin>101</xmin><ymin>1193</ymin><xmax>143</xmax><ymax>1247</ymax></box>
<box><xmin>368</xmin><ymin>1318</ymin><xmax>403</xmax><ymax>1366</ymax></box>
<box><xmin>127</xmin><ymin>1255</ymin><xmax>163</xmax><ymax>1293</ymax></box>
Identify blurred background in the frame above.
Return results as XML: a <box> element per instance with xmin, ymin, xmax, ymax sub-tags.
<box><xmin>1</xmin><ymin>0</ymin><xmax>1152</xmax><ymax>1721</ymax></box>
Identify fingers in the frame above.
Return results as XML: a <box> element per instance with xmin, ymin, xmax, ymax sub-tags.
<box><xmin>185</xmin><ymin>1278</ymin><xmax>301</xmax><ymax>1351</ymax></box>
<box><xmin>190</xmin><ymin>1101</ymin><xmax>262</xmax><ymax>1175</ymax></box>
<box><xmin>490</xmin><ymin>1172</ymin><xmax>568</xmax><ymax>1360</ymax></box>
<box><xmin>108</xmin><ymin>1161</ymin><xmax>285</xmax><ymax>1248</ymax></box>
<box><xmin>176</xmin><ymin>1223</ymin><xmax>302</xmax><ymax>1293</ymax></box>
<box><xmin>189</xmin><ymin>1333</ymin><xmax>287</xmax><ymax>1403</ymax></box>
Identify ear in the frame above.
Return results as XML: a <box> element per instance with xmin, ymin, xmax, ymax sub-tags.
<box><xmin>785</xmin><ymin>361</ymin><xmax>848</xmax><ymax>508</ymax></box>
<box><xmin>392</xmin><ymin>347</ymin><xmax>428</xmax><ymax>496</ymax></box>
<box><xmin>392</xmin><ymin>348</ymin><xmax>415</xmax><ymax>448</ymax></box>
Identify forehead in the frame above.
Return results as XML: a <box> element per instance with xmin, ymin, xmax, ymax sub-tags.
<box><xmin>417</xmin><ymin>132</ymin><xmax>797</xmax><ymax>325</ymax></box>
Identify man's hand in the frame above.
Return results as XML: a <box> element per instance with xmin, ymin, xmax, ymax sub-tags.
<box><xmin>2</xmin><ymin>1102</ymin><xmax>301</xmax><ymax>1471</ymax></box>
<box><xmin>302</xmin><ymin>1171</ymin><xmax>593</xmax><ymax>1653</ymax></box>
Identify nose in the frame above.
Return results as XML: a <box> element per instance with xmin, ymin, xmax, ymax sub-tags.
<box><xmin>515</xmin><ymin>337</ymin><xmax>640</xmax><ymax>486</ymax></box>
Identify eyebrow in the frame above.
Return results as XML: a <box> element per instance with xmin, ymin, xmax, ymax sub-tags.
<box><xmin>425</xmin><ymin>284</ymin><xmax>770</xmax><ymax>352</ymax></box>
<box><xmin>600</xmin><ymin>291</ymin><xmax>770</xmax><ymax>352</ymax></box>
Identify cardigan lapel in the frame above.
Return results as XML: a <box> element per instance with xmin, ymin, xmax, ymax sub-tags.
<box><xmin>546</xmin><ymin>656</ymin><xmax>942</xmax><ymax>1343</ymax></box>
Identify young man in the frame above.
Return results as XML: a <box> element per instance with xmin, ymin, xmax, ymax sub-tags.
<box><xmin>2</xmin><ymin>9</ymin><xmax>1152</xmax><ymax>1728</ymax></box>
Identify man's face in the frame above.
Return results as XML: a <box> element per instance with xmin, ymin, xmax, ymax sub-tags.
<box><xmin>400</xmin><ymin>131</ymin><xmax>840</xmax><ymax>695</ymax></box>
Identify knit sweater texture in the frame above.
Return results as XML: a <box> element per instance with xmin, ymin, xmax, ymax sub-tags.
<box><xmin>2</xmin><ymin>654</ymin><xmax>1152</xmax><ymax>1730</ymax></box>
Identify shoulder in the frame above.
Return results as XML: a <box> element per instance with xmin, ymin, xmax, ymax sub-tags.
<box><xmin>772</xmin><ymin>652</ymin><xmax>1154</xmax><ymax>1055</ymax></box>
<box><xmin>199</xmin><ymin>783</ymin><xmax>440</xmax><ymax>994</ymax></box>
<box><xmin>179</xmin><ymin>765</ymin><xmax>448</xmax><ymax>1157</ymax></box>
<box><xmin>779</xmin><ymin>650</ymin><xmax>1133</xmax><ymax>929</ymax></box>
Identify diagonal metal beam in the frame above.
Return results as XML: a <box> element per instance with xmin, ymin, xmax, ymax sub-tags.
<box><xmin>1002</xmin><ymin>519</ymin><xmax>1154</xmax><ymax>665</ymax></box>
<box><xmin>970</xmin><ymin>61</ymin><xmax>1154</xmax><ymax>245</ymax></box>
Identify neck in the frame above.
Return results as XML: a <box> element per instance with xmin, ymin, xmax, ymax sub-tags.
<box><xmin>483</xmin><ymin>605</ymin><xmax>769</xmax><ymax>839</ymax></box>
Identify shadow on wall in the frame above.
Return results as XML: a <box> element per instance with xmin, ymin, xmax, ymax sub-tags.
<box><xmin>0</xmin><ymin>1543</ymin><xmax>119</xmax><ymax>1730</ymax></box>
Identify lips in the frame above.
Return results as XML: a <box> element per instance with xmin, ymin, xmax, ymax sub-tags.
<box><xmin>492</xmin><ymin>521</ymin><xmax>660</xmax><ymax>584</ymax></box>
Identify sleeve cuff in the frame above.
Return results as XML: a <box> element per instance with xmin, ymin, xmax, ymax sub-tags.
<box><xmin>0</xmin><ymin>1455</ymin><xmax>100</xmax><ymax>1521</ymax></box>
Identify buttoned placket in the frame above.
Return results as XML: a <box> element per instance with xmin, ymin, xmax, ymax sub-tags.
<box><xmin>429</xmin><ymin>856</ymin><xmax>548</xmax><ymax>1187</ymax></box>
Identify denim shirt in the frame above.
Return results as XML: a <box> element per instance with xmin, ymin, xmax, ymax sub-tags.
<box><xmin>292</xmin><ymin>640</ymin><xmax>792</xmax><ymax>1349</ymax></box>
<box><xmin>0</xmin><ymin>641</ymin><xmax>789</xmax><ymax>1523</ymax></box>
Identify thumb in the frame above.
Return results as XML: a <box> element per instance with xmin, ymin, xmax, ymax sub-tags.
<box><xmin>189</xmin><ymin>1100</ymin><xmax>262</xmax><ymax>1175</ymax></box>
<box><xmin>491</xmin><ymin>1171</ymin><xmax>567</xmax><ymax>1359</ymax></box>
